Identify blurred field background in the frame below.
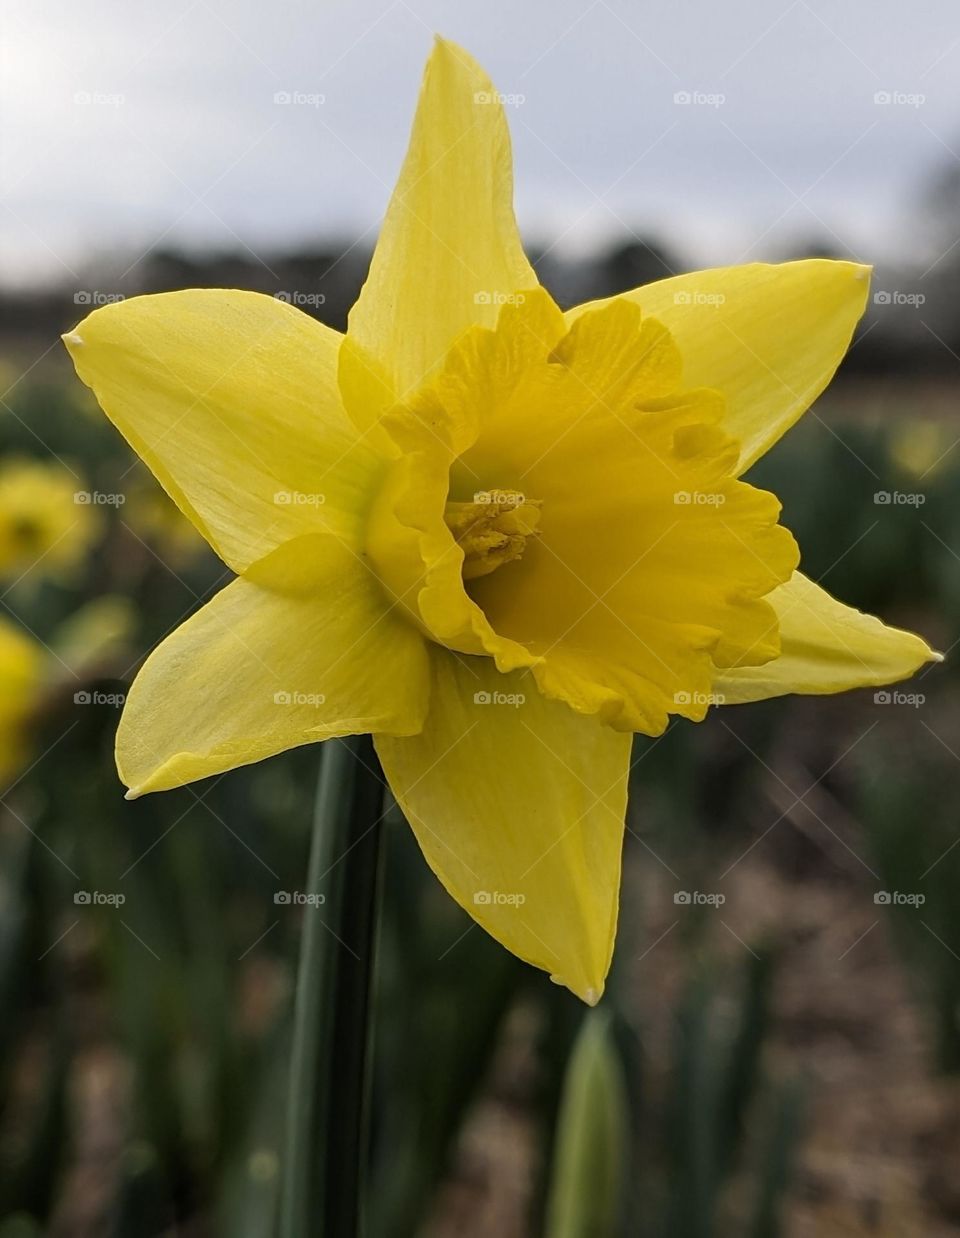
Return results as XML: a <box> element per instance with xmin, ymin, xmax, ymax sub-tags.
<box><xmin>2</xmin><ymin>2</ymin><xmax>960</xmax><ymax>1236</ymax></box>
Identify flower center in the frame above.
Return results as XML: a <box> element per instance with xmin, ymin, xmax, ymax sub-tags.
<box><xmin>444</xmin><ymin>490</ymin><xmax>541</xmax><ymax>580</ymax></box>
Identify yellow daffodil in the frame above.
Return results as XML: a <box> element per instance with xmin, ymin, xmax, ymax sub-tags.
<box><xmin>0</xmin><ymin>618</ymin><xmax>46</xmax><ymax>786</ymax></box>
<box><xmin>888</xmin><ymin>417</ymin><xmax>949</xmax><ymax>480</ymax></box>
<box><xmin>0</xmin><ymin>457</ymin><xmax>100</xmax><ymax>584</ymax></box>
<box><xmin>0</xmin><ymin>598</ymin><xmax>133</xmax><ymax>789</ymax></box>
<box><xmin>63</xmin><ymin>39</ymin><xmax>939</xmax><ymax>1001</ymax></box>
<box><xmin>125</xmin><ymin>473</ymin><xmax>209</xmax><ymax>567</ymax></box>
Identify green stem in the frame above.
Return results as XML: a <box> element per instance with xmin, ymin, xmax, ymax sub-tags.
<box><xmin>280</xmin><ymin>734</ymin><xmax>385</xmax><ymax>1238</ymax></box>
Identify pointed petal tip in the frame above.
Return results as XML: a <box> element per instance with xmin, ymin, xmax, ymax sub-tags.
<box><xmin>431</xmin><ymin>33</ymin><xmax>467</xmax><ymax>56</ymax></box>
<box><xmin>553</xmin><ymin>972</ymin><xmax>605</xmax><ymax>1005</ymax></box>
<box><xmin>426</xmin><ymin>34</ymin><xmax>486</xmax><ymax>82</ymax></box>
<box><xmin>62</xmin><ymin>330</ymin><xmax>83</xmax><ymax>350</ymax></box>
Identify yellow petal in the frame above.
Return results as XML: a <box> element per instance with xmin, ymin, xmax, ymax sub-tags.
<box><xmin>344</xmin><ymin>38</ymin><xmax>538</xmax><ymax>426</ymax></box>
<box><xmin>714</xmin><ymin>571</ymin><xmax>941</xmax><ymax>704</ymax></box>
<box><xmin>64</xmin><ymin>290</ymin><xmax>382</xmax><ymax>574</ymax></box>
<box><xmin>375</xmin><ymin>652</ymin><xmax>631</xmax><ymax>1002</ymax></box>
<box><xmin>118</xmin><ymin>538</ymin><xmax>430</xmax><ymax>796</ymax></box>
<box><xmin>566</xmin><ymin>261</ymin><xmax>870</xmax><ymax>473</ymax></box>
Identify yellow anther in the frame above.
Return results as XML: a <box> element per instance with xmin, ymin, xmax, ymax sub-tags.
<box><xmin>444</xmin><ymin>491</ymin><xmax>541</xmax><ymax>580</ymax></box>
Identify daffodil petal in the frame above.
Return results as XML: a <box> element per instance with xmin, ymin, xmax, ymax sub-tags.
<box><xmin>714</xmin><ymin>571</ymin><xmax>940</xmax><ymax>704</ymax></box>
<box><xmin>375</xmin><ymin>652</ymin><xmax>631</xmax><ymax>1003</ymax></box>
<box><xmin>345</xmin><ymin>37</ymin><xmax>538</xmax><ymax>424</ymax></box>
<box><xmin>566</xmin><ymin>261</ymin><xmax>870</xmax><ymax>473</ymax></box>
<box><xmin>118</xmin><ymin>540</ymin><xmax>430</xmax><ymax>796</ymax></box>
<box><xmin>64</xmin><ymin>290</ymin><xmax>382</xmax><ymax>573</ymax></box>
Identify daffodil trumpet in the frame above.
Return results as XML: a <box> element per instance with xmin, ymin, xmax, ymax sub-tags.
<box><xmin>64</xmin><ymin>38</ymin><xmax>939</xmax><ymax>1010</ymax></box>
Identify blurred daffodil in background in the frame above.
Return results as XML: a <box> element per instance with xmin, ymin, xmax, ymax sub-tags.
<box><xmin>889</xmin><ymin>417</ymin><xmax>951</xmax><ymax>480</ymax></box>
<box><xmin>0</xmin><ymin>617</ymin><xmax>46</xmax><ymax>786</ymax></box>
<box><xmin>0</xmin><ymin>456</ymin><xmax>100</xmax><ymax>584</ymax></box>
<box><xmin>0</xmin><ymin>598</ymin><xmax>133</xmax><ymax>790</ymax></box>
<box><xmin>125</xmin><ymin>472</ymin><xmax>210</xmax><ymax>568</ymax></box>
<box><xmin>64</xmin><ymin>38</ymin><xmax>939</xmax><ymax>1001</ymax></box>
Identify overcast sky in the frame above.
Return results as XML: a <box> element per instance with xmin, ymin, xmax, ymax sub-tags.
<box><xmin>2</xmin><ymin>0</ymin><xmax>959</xmax><ymax>287</ymax></box>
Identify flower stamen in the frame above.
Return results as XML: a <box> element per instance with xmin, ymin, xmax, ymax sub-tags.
<box><xmin>444</xmin><ymin>493</ymin><xmax>541</xmax><ymax>580</ymax></box>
